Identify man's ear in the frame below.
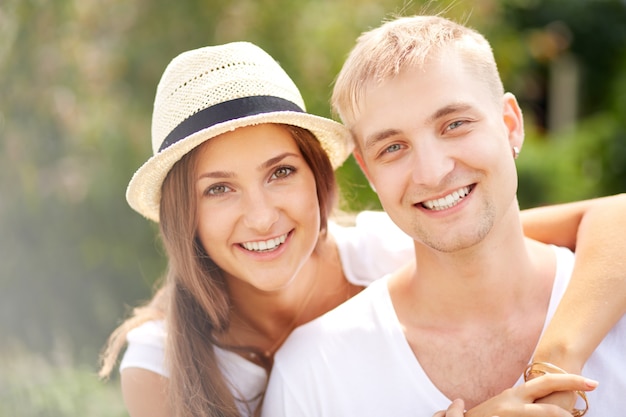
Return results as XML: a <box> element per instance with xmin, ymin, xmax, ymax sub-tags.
<box><xmin>502</xmin><ymin>92</ymin><xmax>525</xmax><ymax>151</ymax></box>
<box><xmin>353</xmin><ymin>150</ymin><xmax>370</xmax><ymax>180</ymax></box>
<box><xmin>353</xmin><ymin>150</ymin><xmax>377</xmax><ymax>193</ymax></box>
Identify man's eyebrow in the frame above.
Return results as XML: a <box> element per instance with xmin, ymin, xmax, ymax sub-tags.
<box><xmin>362</xmin><ymin>129</ymin><xmax>402</xmax><ymax>153</ymax></box>
<box><xmin>361</xmin><ymin>103</ymin><xmax>474</xmax><ymax>152</ymax></box>
<box><xmin>428</xmin><ymin>103</ymin><xmax>473</xmax><ymax>123</ymax></box>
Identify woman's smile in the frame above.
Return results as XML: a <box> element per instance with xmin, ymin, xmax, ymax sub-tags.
<box><xmin>239</xmin><ymin>231</ymin><xmax>291</xmax><ymax>252</ymax></box>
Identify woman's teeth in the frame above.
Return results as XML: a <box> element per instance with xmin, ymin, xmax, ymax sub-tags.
<box><xmin>241</xmin><ymin>233</ymin><xmax>287</xmax><ymax>252</ymax></box>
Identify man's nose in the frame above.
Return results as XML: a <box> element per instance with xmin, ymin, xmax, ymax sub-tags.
<box><xmin>410</xmin><ymin>139</ymin><xmax>455</xmax><ymax>187</ymax></box>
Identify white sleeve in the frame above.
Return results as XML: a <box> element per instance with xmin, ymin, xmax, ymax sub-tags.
<box><xmin>119</xmin><ymin>320</ymin><xmax>169</xmax><ymax>377</ymax></box>
<box><xmin>330</xmin><ymin>211</ymin><xmax>413</xmax><ymax>286</ymax></box>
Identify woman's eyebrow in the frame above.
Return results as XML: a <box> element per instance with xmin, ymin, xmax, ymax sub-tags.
<box><xmin>196</xmin><ymin>152</ymin><xmax>299</xmax><ymax>181</ymax></box>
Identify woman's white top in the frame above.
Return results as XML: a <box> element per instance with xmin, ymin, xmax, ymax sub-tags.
<box><xmin>119</xmin><ymin>211</ymin><xmax>413</xmax><ymax>416</ymax></box>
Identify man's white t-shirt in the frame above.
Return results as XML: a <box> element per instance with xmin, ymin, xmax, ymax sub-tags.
<box><xmin>262</xmin><ymin>246</ymin><xmax>626</xmax><ymax>417</ymax></box>
<box><xmin>119</xmin><ymin>211</ymin><xmax>413</xmax><ymax>416</ymax></box>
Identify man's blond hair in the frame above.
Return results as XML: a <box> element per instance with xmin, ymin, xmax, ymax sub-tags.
<box><xmin>332</xmin><ymin>15</ymin><xmax>505</xmax><ymax>131</ymax></box>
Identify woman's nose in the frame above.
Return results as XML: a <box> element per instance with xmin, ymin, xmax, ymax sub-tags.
<box><xmin>241</xmin><ymin>189</ymin><xmax>280</xmax><ymax>233</ymax></box>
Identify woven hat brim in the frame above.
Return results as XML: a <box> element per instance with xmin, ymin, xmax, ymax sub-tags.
<box><xmin>126</xmin><ymin>111</ymin><xmax>354</xmax><ymax>222</ymax></box>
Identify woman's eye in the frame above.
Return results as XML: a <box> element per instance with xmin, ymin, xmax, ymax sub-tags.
<box><xmin>205</xmin><ymin>184</ymin><xmax>232</xmax><ymax>196</ymax></box>
<box><xmin>271</xmin><ymin>166</ymin><xmax>295</xmax><ymax>180</ymax></box>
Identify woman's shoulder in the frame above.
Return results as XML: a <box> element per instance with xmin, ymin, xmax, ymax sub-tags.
<box><xmin>120</xmin><ymin>319</ymin><xmax>168</xmax><ymax>377</ymax></box>
<box><xmin>126</xmin><ymin>319</ymin><xmax>166</xmax><ymax>344</ymax></box>
<box><xmin>329</xmin><ymin>210</ymin><xmax>413</xmax><ymax>286</ymax></box>
<box><xmin>330</xmin><ymin>210</ymin><xmax>408</xmax><ymax>242</ymax></box>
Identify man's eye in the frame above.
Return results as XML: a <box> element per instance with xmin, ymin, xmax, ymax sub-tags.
<box><xmin>384</xmin><ymin>143</ymin><xmax>402</xmax><ymax>153</ymax></box>
<box><xmin>446</xmin><ymin>120</ymin><xmax>465</xmax><ymax>131</ymax></box>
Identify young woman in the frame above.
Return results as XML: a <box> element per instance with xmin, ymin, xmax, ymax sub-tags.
<box><xmin>99</xmin><ymin>41</ymin><xmax>626</xmax><ymax>417</ymax></box>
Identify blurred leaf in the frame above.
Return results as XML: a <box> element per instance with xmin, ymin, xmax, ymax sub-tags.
<box><xmin>1</xmin><ymin>0</ymin><xmax>624</xmax><ymax>386</ymax></box>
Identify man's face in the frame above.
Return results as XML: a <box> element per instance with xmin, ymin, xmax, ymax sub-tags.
<box><xmin>351</xmin><ymin>49</ymin><xmax>523</xmax><ymax>253</ymax></box>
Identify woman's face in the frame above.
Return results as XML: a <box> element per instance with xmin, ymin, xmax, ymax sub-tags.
<box><xmin>194</xmin><ymin>124</ymin><xmax>321</xmax><ymax>292</ymax></box>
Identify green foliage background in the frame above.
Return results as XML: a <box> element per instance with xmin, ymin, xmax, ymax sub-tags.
<box><xmin>1</xmin><ymin>0</ymin><xmax>624</xmax><ymax>414</ymax></box>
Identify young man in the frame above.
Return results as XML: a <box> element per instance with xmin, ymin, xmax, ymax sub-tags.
<box><xmin>262</xmin><ymin>15</ymin><xmax>626</xmax><ymax>417</ymax></box>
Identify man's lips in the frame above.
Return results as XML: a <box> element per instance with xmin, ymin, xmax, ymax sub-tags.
<box><xmin>420</xmin><ymin>185</ymin><xmax>473</xmax><ymax>211</ymax></box>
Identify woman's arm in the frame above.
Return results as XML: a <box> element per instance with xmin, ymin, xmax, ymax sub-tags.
<box><xmin>521</xmin><ymin>193</ymin><xmax>626</xmax><ymax>372</ymax></box>
<box><xmin>521</xmin><ymin>193</ymin><xmax>626</xmax><ymax>410</ymax></box>
<box><xmin>121</xmin><ymin>368</ymin><xmax>172</xmax><ymax>417</ymax></box>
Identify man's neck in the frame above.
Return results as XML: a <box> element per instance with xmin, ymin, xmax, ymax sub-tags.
<box><xmin>409</xmin><ymin>215</ymin><xmax>545</xmax><ymax>310</ymax></box>
<box><xmin>388</xmin><ymin>220</ymin><xmax>558</xmax><ymax>408</ymax></box>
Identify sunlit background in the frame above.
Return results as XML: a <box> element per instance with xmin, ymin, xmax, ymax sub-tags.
<box><xmin>1</xmin><ymin>0</ymin><xmax>625</xmax><ymax>415</ymax></box>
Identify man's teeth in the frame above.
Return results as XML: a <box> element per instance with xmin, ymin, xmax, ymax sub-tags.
<box><xmin>241</xmin><ymin>234</ymin><xmax>287</xmax><ymax>252</ymax></box>
<box><xmin>422</xmin><ymin>186</ymin><xmax>471</xmax><ymax>211</ymax></box>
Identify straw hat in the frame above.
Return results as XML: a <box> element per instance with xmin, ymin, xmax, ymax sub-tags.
<box><xmin>126</xmin><ymin>41</ymin><xmax>353</xmax><ymax>222</ymax></box>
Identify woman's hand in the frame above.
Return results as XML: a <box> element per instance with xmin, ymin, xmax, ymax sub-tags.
<box><xmin>432</xmin><ymin>373</ymin><xmax>597</xmax><ymax>417</ymax></box>
<box><xmin>533</xmin><ymin>390</ymin><xmax>577</xmax><ymax>413</ymax></box>
<box><xmin>432</xmin><ymin>399</ymin><xmax>465</xmax><ymax>417</ymax></box>
<box><xmin>524</xmin><ymin>362</ymin><xmax>579</xmax><ymax>413</ymax></box>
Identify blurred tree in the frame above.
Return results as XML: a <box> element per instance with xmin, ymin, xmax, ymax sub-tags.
<box><xmin>0</xmin><ymin>0</ymin><xmax>623</xmax><ymax>377</ymax></box>
<box><xmin>0</xmin><ymin>0</ymin><xmax>167</xmax><ymax>364</ymax></box>
<box><xmin>495</xmin><ymin>0</ymin><xmax>626</xmax><ymax>207</ymax></box>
